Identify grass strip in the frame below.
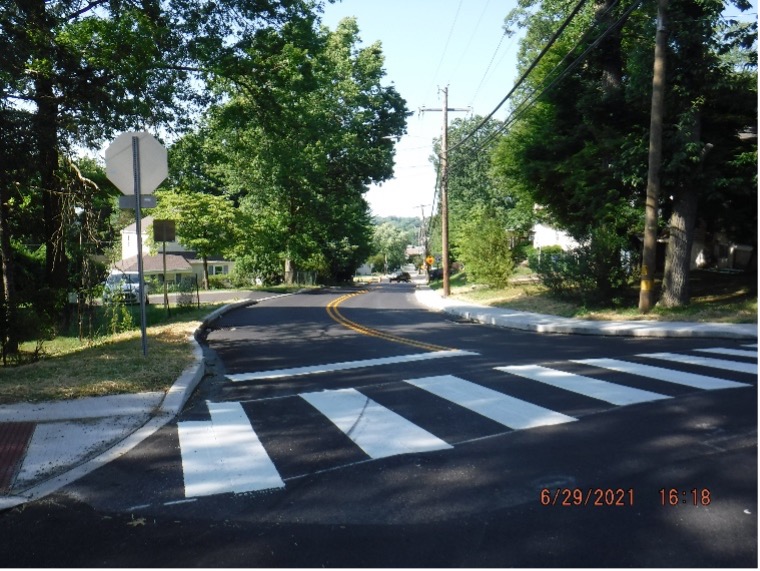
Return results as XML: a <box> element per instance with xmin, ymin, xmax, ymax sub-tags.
<box><xmin>0</xmin><ymin>305</ymin><xmax>223</xmax><ymax>404</ymax></box>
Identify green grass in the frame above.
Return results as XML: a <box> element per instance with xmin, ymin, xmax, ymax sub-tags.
<box><xmin>2</xmin><ymin>272</ymin><xmax>754</xmax><ymax>406</ymax></box>
<box><xmin>433</xmin><ymin>270</ymin><xmax>757</xmax><ymax>323</ymax></box>
<box><xmin>0</xmin><ymin>303</ymin><xmax>226</xmax><ymax>404</ymax></box>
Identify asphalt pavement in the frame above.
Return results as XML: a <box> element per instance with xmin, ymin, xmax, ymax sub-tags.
<box><xmin>0</xmin><ymin>280</ymin><xmax>755</xmax><ymax>510</ymax></box>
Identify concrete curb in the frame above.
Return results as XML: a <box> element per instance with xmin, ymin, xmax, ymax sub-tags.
<box><xmin>1</xmin><ymin>292</ymin><xmax>296</xmax><ymax>510</ymax></box>
<box><xmin>414</xmin><ymin>288</ymin><xmax>758</xmax><ymax>340</ymax></box>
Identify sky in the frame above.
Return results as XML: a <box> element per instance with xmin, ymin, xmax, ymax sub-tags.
<box><xmin>319</xmin><ymin>0</ymin><xmax>523</xmax><ymax>220</ymax></box>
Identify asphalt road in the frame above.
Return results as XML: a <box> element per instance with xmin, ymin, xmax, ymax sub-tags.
<box><xmin>1</xmin><ymin>284</ymin><xmax>756</xmax><ymax>567</ymax></box>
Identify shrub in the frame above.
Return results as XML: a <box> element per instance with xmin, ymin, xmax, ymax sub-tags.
<box><xmin>529</xmin><ymin>231</ymin><xmax>635</xmax><ymax>306</ymax></box>
<box><xmin>458</xmin><ymin>213</ymin><xmax>516</xmax><ymax>288</ymax></box>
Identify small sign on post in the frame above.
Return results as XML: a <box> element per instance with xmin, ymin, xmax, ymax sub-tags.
<box><xmin>119</xmin><ymin>195</ymin><xmax>157</xmax><ymax>209</ymax></box>
<box><xmin>153</xmin><ymin>220</ymin><xmax>176</xmax><ymax>315</ymax></box>
<box><xmin>105</xmin><ymin>131</ymin><xmax>167</xmax><ymax>356</ymax></box>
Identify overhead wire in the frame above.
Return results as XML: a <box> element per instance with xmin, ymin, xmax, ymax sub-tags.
<box><xmin>468</xmin><ymin>30</ymin><xmax>510</xmax><ymax>109</ymax></box>
<box><xmin>447</xmin><ymin>0</ymin><xmax>644</xmax><ymax>168</ymax></box>
<box><xmin>423</xmin><ymin>0</ymin><xmax>465</xmax><ymax>101</ymax></box>
<box><xmin>452</xmin><ymin>0</ymin><xmax>494</xmax><ymax>81</ymax></box>
<box><xmin>446</xmin><ymin>0</ymin><xmax>593</xmax><ymax>154</ymax></box>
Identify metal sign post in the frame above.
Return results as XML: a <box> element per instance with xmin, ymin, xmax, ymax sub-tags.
<box><xmin>153</xmin><ymin>220</ymin><xmax>175</xmax><ymax>317</ymax></box>
<box><xmin>106</xmin><ymin>131</ymin><xmax>167</xmax><ymax>358</ymax></box>
<box><xmin>132</xmin><ymin>136</ymin><xmax>148</xmax><ymax>356</ymax></box>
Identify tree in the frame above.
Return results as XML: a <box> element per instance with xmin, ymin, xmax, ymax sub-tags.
<box><xmin>0</xmin><ymin>106</ymin><xmax>35</xmax><ymax>355</ymax></box>
<box><xmin>151</xmin><ymin>190</ymin><xmax>240</xmax><ymax>289</ymax></box>
<box><xmin>657</xmin><ymin>0</ymin><xmax>757</xmax><ymax>306</ymax></box>
<box><xmin>0</xmin><ymin>0</ymin><xmax>321</xmax><ymax>332</ymax></box>
<box><xmin>456</xmin><ymin>207</ymin><xmax>516</xmax><ymax>288</ymax></box>
<box><xmin>208</xmin><ymin>17</ymin><xmax>408</xmax><ymax>283</ymax></box>
<box><xmin>491</xmin><ymin>0</ymin><xmax>756</xmax><ymax>306</ymax></box>
<box><xmin>372</xmin><ymin>222</ymin><xmax>409</xmax><ymax>273</ymax></box>
<box><xmin>433</xmin><ymin>116</ymin><xmax>534</xmax><ymax>283</ymax></box>
<box><xmin>2</xmin><ymin>0</ymin><xmax>186</xmax><ymax>292</ymax></box>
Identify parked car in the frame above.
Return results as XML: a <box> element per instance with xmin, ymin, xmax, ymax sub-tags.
<box><xmin>389</xmin><ymin>271</ymin><xmax>411</xmax><ymax>283</ymax></box>
<box><xmin>102</xmin><ymin>272</ymin><xmax>150</xmax><ymax>305</ymax></box>
<box><xmin>428</xmin><ymin>268</ymin><xmax>443</xmax><ymax>281</ymax></box>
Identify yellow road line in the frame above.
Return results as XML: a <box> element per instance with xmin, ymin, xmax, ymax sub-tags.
<box><xmin>326</xmin><ymin>290</ymin><xmax>456</xmax><ymax>352</ymax></box>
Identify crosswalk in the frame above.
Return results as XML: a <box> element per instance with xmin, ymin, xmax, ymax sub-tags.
<box><xmin>177</xmin><ymin>345</ymin><xmax>756</xmax><ymax>498</ymax></box>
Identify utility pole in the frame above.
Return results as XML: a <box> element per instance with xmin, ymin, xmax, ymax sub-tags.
<box><xmin>420</xmin><ymin>86</ymin><xmax>469</xmax><ymax>297</ymax></box>
<box><xmin>416</xmin><ymin>203</ymin><xmax>431</xmax><ymax>274</ymax></box>
<box><xmin>639</xmin><ymin>0</ymin><xmax>668</xmax><ymax>313</ymax></box>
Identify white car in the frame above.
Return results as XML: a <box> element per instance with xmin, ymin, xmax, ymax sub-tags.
<box><xmin>102</xmin><ymin>272</ymin><xmax>149</xmax><ymax>305</ymax></box>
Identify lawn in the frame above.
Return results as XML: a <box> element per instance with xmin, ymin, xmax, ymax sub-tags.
<box><xmin>435</xmin><ymin>269</ymin><xmax>757</xmax><ymax>323</ymax></box>
<box><xmin>1</xmin><ymin>272</ymin><xmax>755</xmax><ymax>405</ymax></box>
<box><xmin>0</xmin><ymin>304</ymin><xmax>224</xmax><ymax>404</ymax></box>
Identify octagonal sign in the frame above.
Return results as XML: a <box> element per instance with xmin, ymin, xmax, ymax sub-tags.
<box><xmin>105</xmin><ymin>131</ymin><xmax>167</xmax><ymax>195</ymax></box>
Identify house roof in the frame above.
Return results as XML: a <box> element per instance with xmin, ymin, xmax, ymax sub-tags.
<box><xmin>121</xmin><ymin>216</ymin><xmax>155</xmax><ymax>234</ymax></box>
<box><xmin>114</xmin><ymin>253</ymin><xmax>193</xmax><ymax>273</ymax></box>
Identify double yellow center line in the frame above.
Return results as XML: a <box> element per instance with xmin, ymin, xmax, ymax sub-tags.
<box><xmin>326</xmin><ymin>290</ymin><xmax>455</xmax><ymax>352</ymax></box>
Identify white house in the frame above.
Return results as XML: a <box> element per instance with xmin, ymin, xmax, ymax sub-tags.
<box><xmin>118</xmin><ymin>216</ymin><xmax>234</xmax><ymax>285</ymax></box>
<box><xmin>531</xmin><ymin>223</ymin><xmax>580</xmax><ymax>251</ymax></box>
<box><xmin>120</xmin><ymin>216</ymin><xmax>189</xmax><ymax>260</ymax></box>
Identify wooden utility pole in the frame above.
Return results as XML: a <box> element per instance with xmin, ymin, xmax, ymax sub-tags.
<box><xmin>639</xmin><ymin>0</ymin><xmax>668</xmax><ymax>313</ymax></box>
<box><xmin>420</xmin><ymin>86</ymin><xmax>469</xmax><ymax>297</ymax></box>
<box><xmin>441</xmin><ymin>87</ymin><xmax>451</xmax><ymax>297</ymax></box>
<box><xmin>416</xmin><ymin>203</ymin><xmax>431</xmax><ymax>273</ymax></box>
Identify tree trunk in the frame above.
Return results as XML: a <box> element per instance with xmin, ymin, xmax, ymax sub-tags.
<box><xmin>660</xmin><ymin>111</ymin><xmax>709</xmax><ymax>308</ymax></box>
<box><xmin>284</xmin><ymin>258</ymin><xmax>294</xmax><ymax>285</ymax></box>
<box><xmin>31</xmin><ymin>0</ymin><xmax>67</xmax><ymax>292</ymax></box>
<box><xmin>202</xmin><ymin>255</ymin><xmax>209</xmax><ymax>290</ymax></box>
<box><xmin>660</xmin><ymin>187</ymin><xmax>698</xmax><ymax>307</ymax></box>
<box><xmin>0</xmin><ymin>184</ymin><xmax>18</xmax><ymax>357</ymax></box>
<box><xmin>594</xmin><ymin>0</ymin><xmax>624</xmax><ymax>93</ymax></box>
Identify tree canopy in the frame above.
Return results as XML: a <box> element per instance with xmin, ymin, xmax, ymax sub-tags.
<box><xmin>479</xmin><ymin>0</ymin><xmax>757</xmax><ymax>305</ymax></box>
<box><xmin>199</xmin><ymin>17</ymin><xmax>408</xmax><ymax>283</ymax></box>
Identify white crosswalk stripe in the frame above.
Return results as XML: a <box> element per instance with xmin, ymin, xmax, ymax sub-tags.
<box><xmin>300</xmin><ymin>388</ymin><xmax>452</xmax><ymax>458</ymax></box>
<box><xmin>694</xmin><ymin>347</ymin><xmax>758</xmax><ymax>358</ymax></box>
<box><xmin>638</xmin><ymin>352</ymin><xmax>757</xmax><ymax>375</ymax></box>
<box><xmin>226</xmin><ymin>350</ymin><xmax>478</xmax><ymax>381</ymax></box>
<box><xmin>177</xmin><ymin>402</ymin><xmax>284</xmax><ymax>498</ymax></box>
<box><xmin>573</xmin><ymin>358</ymin><xmax>750</xmax><ymax>390</ymax></box>
<box><xmin>404</xmin><ymin>374</ymin><xmax>577</xmax><ymax>430</ymax></box>
<box><xmin>176</xmin><ymin>347</ymin><xmax>756</xmax><ymax>498</ymax></box>
<box><xmin>496</xmin><ymin>364</ymin><xmax>670</xmax><ymax>406</ymax></box>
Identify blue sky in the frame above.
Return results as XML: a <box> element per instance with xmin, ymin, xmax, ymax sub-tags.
<box><xmin>320</xmin><ymin>0</ymin><xmax>758</xmax><ymax>220</ymax></box>
<box><xmin>320</xmin><ymin>0</ymin><xmax>522</xmax><ymax>219</ymax></box>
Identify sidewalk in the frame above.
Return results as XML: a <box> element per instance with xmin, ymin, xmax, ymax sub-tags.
<box><xmin>0</xmin><ymin>293</ymin><xmax>279</xmax><ymax>511</ymax></box>
<box><xmin>414</xmin><ymin>287</ymin><xmax>758</xmax><ymax>340</ymax></box>
<box><xmin>1</xmin><ymin>286</ymin><xmax>756</xmax><ymax>511</ymax></box>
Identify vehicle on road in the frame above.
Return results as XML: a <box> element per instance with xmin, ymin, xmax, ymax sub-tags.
<box><xmin>102</xmin><ymin>271</ymin><xmax>150</xmax><ymax>305</ymax></box>
<box><xmin>389</xmin><ymin>271</ymin><xmax>411</xmax><ymax>283</ymax></box>
<box><xmin>428</xmin><ymin>268</ymin><xmax>443</xmax><ymax>281</ymax></box>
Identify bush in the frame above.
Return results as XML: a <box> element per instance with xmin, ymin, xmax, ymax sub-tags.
<box><xmin>528</xmin><ymin>246</ymin><xmax>570</xmax><ymax>293</ymax></box>
<box><xmin>458</xmin><ymin>214</ymin><xmax>516</xmax><ymax>288</ymax></box>
<box><xmin>529</xmin><ymin>232</ymin><xmax>635</xmax><ymax>306</ymax></box>
<box><xmin>208</xmin><ymin>275</ymin><xmax>232</xmax><ymax>290</ymax></box>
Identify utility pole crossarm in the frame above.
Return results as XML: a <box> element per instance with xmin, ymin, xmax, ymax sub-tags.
<box><xmin>419</xmin><ymin>107</ymin><xmax>471</xmax><ymax>113</ymax></box>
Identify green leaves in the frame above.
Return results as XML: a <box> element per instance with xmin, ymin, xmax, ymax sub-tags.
<box><xmin>151</xmin><ymin>189</ymin><xmax>240</xmax><ymax>261</ymax></box>
<box><xmin>151</xmin><ymin>15</ymin><xmax>407</xmax><ymax>283</ymax></box>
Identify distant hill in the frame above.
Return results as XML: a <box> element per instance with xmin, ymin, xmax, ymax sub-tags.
<box><xmin>373</xmin><ymin>216</ymin><xmax>420</xmax><ymax>243</ymax></box>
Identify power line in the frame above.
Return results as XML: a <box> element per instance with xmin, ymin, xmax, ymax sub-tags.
<box><xmin>424</xmin><ymin>0</ymin><xmax>465</xmax><ymax>101</ymax></box>
<box><xmin>447</xmin><ymin>0</ymin><xmax>592</xmax><ymax>154</ymax></box>
<box><xmin>448</xmin><ymin>0</ymin><xmax>644</xmax><ymax>166</ymax></box>
<box><xmin>452</xmin><ymin>0</ymin><xmax>493</xmax><ymax>79</ymax></box>
<box><xmin>468</xmin><ymin>30</ymin><xmax>509</xmax><ymax>108</ymax></box>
